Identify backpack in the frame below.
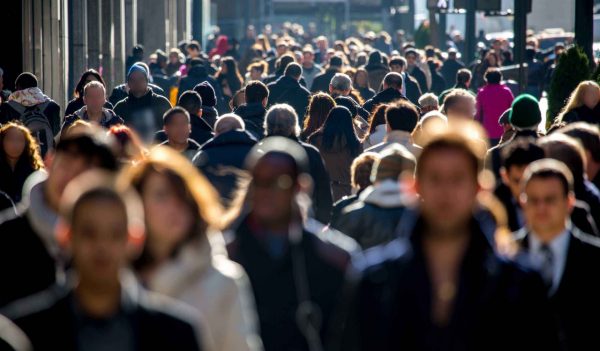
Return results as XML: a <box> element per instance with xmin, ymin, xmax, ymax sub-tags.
<box><xmin>8</xmin><ymin>100</ymin><xmax>54</xmax><ymax>156</ymax></box>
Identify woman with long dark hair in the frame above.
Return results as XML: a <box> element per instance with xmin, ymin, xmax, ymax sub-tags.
<box><xmin>122</xmin><ymin>147</ymin><xmax>261</xmax><ymax>351</ymax></box>
<box><xmin>353</xmin><ymin>67</ymin><xmax>376</xmax><ymax>102</ymax></box>
<box><xmin>362</xmin><ymin>103</ymin><xmax>389</xmax><ymax>149</ymax></box>
<box><xmin>64</xmin><ymin>69</ymin><xmax>113</xmax><ymax>116</ymax></box>
<box><xmin>216</xmin><ymin>57</ymin><xmax>244</xmax><ymax>112</ymax></box>
<box><xmin>0</xmin><ymin>122</ymin><xmax>44</xmax><ymax>203</ymax></box>
<box><xmin>300</xmin><ymin>92</ymin><xmax>335</xmax><ymax>141</ymax></box>
<box><xmin>308</xmin><ymin>106</ymin><xmax>362</xmax><ymax>200</ymax></box>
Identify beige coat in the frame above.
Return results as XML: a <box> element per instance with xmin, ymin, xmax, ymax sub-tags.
<box><xmin>148</xmin><ymin>234</ymin><xmax>263</xmax><ymax>351</ymax></box>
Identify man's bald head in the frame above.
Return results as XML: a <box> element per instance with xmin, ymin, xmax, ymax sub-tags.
<box><xmin>214</xmin><ymin>113</ymin><xmax>246</xmax><ymax>136</ymax></box>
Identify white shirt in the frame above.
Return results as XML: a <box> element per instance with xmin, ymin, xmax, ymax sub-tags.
<box><xmin>528</xmin><ymin>225</ymin><xmax>571</xmax><ymax>295</ymax></box>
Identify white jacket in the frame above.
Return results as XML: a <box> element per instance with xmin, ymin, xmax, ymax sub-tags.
<box><xmin>361</xmin><ymin>124</ymin><xmax>387</xmax><ymax>149</ymax></box>
<box><xmin>148</xmin><ymin>234</ymin><xmax>263</xmax><ymax>351</ymax></box>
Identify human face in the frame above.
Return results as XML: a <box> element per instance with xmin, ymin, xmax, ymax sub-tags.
<box><xmin>417</xmin><ymin>149</ymin><xmax>479</xmax><ymax>234</ymax></box>
<box><xmin>164</xmin><ymin>113</ymin><xmax>191</xmax><ymax>145</ymax></box>
<box><xmin>406</xmin><ymin>53</ymin><xmax>417</xmax><ymax>66</ymax></box>
<box><xmin>390</xmin><ymin>64</ymin><xmax>403</xmax><ymax>73</ymax></box>
<box><xmin>250</xmin><ymin>68</ymin><xmax>263</xmax><ymax>81</ymax></box>
<box><xmin>501</xmin><ymin>165</ymin><xmax>528</xmax><ymax>200</ymax></box>
<box><xmin>303</xmin><ymin>52</ymin><xmax>314</xmax><ymax>66</ymax></box>
<box><xmin>187</xmin><ymin>47</ymin><xmax>200</xmax><ymax>58</ymax></box>
<box><xmin>276</xmin><ymin>45</ymin><xmax>287</xmax><ymax>56</ymax></box>
<box><xmin>83</xmin><ymin>86</ymin><xmax>106</xmax><ymax>113</ymax></box>
<box><xmin>169</xmin><ymin>53</ymin><xmax>179</xmax><ymax>64</ymax></box>
<box><xmin>127</xmin><ymin>71</ymin><xmax>148</xmax><ymax>97</ymax></box>
<box><xmin>46</xmin><ymin>153</ymin><xmax>94</xmax><ymax>211</ymax></box>
<box><xmin>141</xmin><ymin>172</ymin><xmax>194</xmax><ymax>256</ymax></box>
<box><xmin>2</xmin><ymin>127</ymin><xmax>26</xmax><ymax>160</ymax></box>
<box><xmin>250</xmin><ymin>155</ymin><xmax>296</xmax><ymax>227</ymax></box>
<box><xmin>70</xmin><ymin>198</ymin><xmax>129</xmax><ymax>286</ymax></box>
<box><xmin>582</xmin><ymin>86</ymin><xmax>600</xmax><ymax>109</ymax></box>
<box><xmin>521</xmin><ymin>177</ymin><xmax>573</xmax><ymax>239</ymax></box>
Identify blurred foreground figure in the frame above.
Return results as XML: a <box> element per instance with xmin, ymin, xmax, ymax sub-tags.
<box><xmin>225</xmin><ymin>137</ymin><xmax>357</xmax><ymax>351</ymax></box>
<box><xmin>2</xmin><ymin>171</ymin><xmax>202</xmax><ymax>351</ymax></box>
<box><xmin>514</xmin><ymin>159</ymin><xmax>600</xmax><ymax>350</ymax></box>
<box><xmin>335</xmin><ymin>121</ymin><xmax>560</xmax><ymax>351</ymax></box>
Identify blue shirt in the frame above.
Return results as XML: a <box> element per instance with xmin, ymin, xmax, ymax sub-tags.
<box><xmin>529</xmin><ymin>224</ymin><xmax>571</xmax><ymax>295</ymax></box>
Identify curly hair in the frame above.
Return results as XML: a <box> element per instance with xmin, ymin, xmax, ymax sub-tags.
<box><xmin>0</xmin><ymin>122</ymin><xmax>44</xmax><ymax>170</ymax></box>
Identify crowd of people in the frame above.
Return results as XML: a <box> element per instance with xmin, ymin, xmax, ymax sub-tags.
<box><xmin>0</xmin><ymin>21</ymin><xmax>599</xmax><ymax>351</ymax></box>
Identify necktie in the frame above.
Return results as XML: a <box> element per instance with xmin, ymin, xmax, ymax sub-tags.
<box><xmin>539</xmin><ymin>244</ymin><xmax>554</xmax><ymax>290</ymax></box>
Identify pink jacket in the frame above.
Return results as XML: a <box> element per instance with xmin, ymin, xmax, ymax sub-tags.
<box><xmin>476</xmin><ymin>84</ymin><xmax>514</xmax><ymax>139</ymax></box>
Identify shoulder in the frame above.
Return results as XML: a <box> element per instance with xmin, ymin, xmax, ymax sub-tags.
<box><xmin>571</xmin><ymin>227</ymin><xmax>600</xmax><ymax>250</ymax></box>
<box><xmin>305</xmin><ymin>219</ymin><xmax>360</xmax><ymax>268</ymax></box>
<box><xmin>137</xmin><ymin>288</ymin><xmax>199</xmax><ymax>330</ymax></box>
<box><xmin>1</xmin><ymin>284</ymin><xmax>69</xmax><ymax>323</ymax></box>
<box><xmin>350</xmin><ymin>239</ymin><xmax>412</xmax><ymax>281</ymax></box>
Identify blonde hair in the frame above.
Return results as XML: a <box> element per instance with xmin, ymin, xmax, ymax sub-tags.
<box><xmin>557</xmin><ymin>80</ymin><xmax>600</xmax><ymax>122</ymax></box>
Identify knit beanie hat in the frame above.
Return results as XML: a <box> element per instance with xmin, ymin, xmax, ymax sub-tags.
<box><xmin>371</xmin><ymin>144</ymin><xmax>416</xmax><ymax>182</ymax></box>
<box><xmin>127</xmin><ymin>63</ymin><xmax>149</xmax><ymax>81</ymax></box>
<box><xmin>509</xmin><ymin>94</ymin><xmax>541</xmax><ymax>129</ymax></box>
<box><xmin>193</xmin><ymin>81</ymin><xmax>217</xmax><ymax>107</ymax></box>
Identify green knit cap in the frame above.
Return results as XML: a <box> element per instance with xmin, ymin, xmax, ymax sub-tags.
<box><xmin>509</xmin><ymin>94</ymin><xmax>541</xmax><ymax>129</ymax></box>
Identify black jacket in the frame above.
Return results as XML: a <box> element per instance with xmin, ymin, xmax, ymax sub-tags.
<box><xmin>562</xmin><ymin>104</ymin><xmax>600</xmax><ymax>125</ymax></box>
<box><xmin>267</xmin><ymin>76</ymin><xmax>311</xmax><ymax>121</ymax></box>
<box><xmin>311</xmin><ymin>68</ymin><xmax>339</xmax><ymax>93</ymax></box>
<box><xmin>178</xmin><ymin>65</ymin><xmax>222</xmax><ymax>102</ymax></box>
<box><xmin>2</xmin><ymin>280</ymin><xmax>202</xmax><ymax>351</ymax></box>
<box><xmin>486</xmin><ymin>132</ymin><xmax>539</xmax><ymax>179</ymax></box>
<box><xmin>61</xmin><ymin>107</ymin><xmax>124</xmax><ymax>132</ymax></box>
<box><xmin>356</xmin><ymin>87</ymin><xmax>375</xmax><ymax>102</ymax></box>
<box><xmin>0</xmin><ymin>158</ymin><xmax>37</xmax><ymax>203</ymax></box>
<box><xmin>0</xmin><ymin>99</ymin><xmax>61</xmax><ymax>137</ymax></box>
<box><xmin>227</xmin><ymin>216</ymin><xmax>358</xmax><ymax>351</ymax></box>
<box><xmin>335</xmin><ymin>215</ymin><xmax>560</xmax><ymax>351</ymax></box>
<box><xmin>409</xmin><ymin>65</ymin><xmax>428</xmax><ymax>93</ymax></box>
<box><xmin>113</xmin><ymin>89</ymin><xmax>172</xmax><ymax>143</ymax></box>
<box><xmin>427</xmin><ymin>61</ymin><xmax>447</xmax><ymax>96</ymax></box>
<box><xmin>403</xmin><ymin>72</ymin><xmax>423</xmax><ymax>106</ymax></box>
<box><xmin>234</xmin><ymin>102</ymin><xmax>267</xmax><ymax>140</ymax></box>
<box><xmin>440</xmin><ymin>59</ymin><xmax>466</xmax><ymax>88</ymax></box>
<box><xmin>513</xmin><ymin>227</ymin><xmax>600</xmax><ymax>350</ymax></box>
<box><xmin>329</xmin><ymin>194</ymin><xmax>359</xmax><ymax>228</ymax></box>
<box><xmin>160</xmin><ymin>139</ymin><xmax>201</xmax><ymax>160</ymax></box>
<box><xmin>64</xmin><ymin>97</ymin><xmax>113</xmax><ymax>117</ymax></box>
<box><xmin>298</xmin><ymin>139</ymin><xmax>333</xmax><ymax>224</ymax></box>
<box><xmin>362</xmin><ymin>88</ymin><xmax>410</xmax><ymax>113</ymax></box>
<box><xmin>333</xmin><ymin>181</ymin><xmax>406</xmax><ymax>249</ymax></box>
<box><xmin>108</xmin><ymin>83</ymin><xmax>166</xmax><ymax>106</ymax></box>
<box><xmin>154</xmin><ymin>114</ymin><xmax>214</xmax><ymax>146</ymax></box>
<box><xmin>201</xmin><ymin>105</ymin><xmax>218</xmax><ymax>129</ymax></box>
<box><xmin>192</xmin><ymin>130</ymin><xmax>257</xmax><ymax>206</ymax></box>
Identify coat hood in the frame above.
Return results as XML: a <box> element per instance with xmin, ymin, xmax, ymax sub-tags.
<box><xmin>9</xmin><ymin>87</ymin><xmax>50</xmax><ymax>107</ymax></box>
<box><xmin>360</xmin><ymin>179</ymin><xmax>406</xmax><ymax>208</ymax></box>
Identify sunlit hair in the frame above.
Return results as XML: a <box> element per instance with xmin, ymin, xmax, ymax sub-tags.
<box><xmin>440</xmin><ymin>88</ymin><xmax>475</xmax><ymax>115</ymax></box>
<box><xmin>351</xmin><ymin>152</ymin><xmax>379</xmax><ymax>190</ymax></box>
<box><xmin>0</xmin><ymin>122</ymin><xmax>44</xmax><ymax>170</ymax></box>
<box><xmin>556</xmin><ymin>80</ymin><xmax>600</xmax><ymax>123</ymax></box>
<box><xmin>62</xmin><ymin>119</ymin><xmax>93</xmax><ymax>141</ymax></box>
<box><xmin>363</xmin><ymin>103</ymin><xmax>389</xmax><ymax>143</ymax></box>
<box><xmin>107</xmin><ymin>125</ymin><xmax>147</xmax><ymax>163</ymax></box>
<box><xmin>120</xmin><ymin>147</ymin><xmax>224</xmax><ymax>267</ymax></box>
<box><xmin>301</xmin><ymin>92</ymin><xmax>336</xmax><ymax>140</ymax></box>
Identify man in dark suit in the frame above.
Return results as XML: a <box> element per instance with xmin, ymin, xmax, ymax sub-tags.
<box><xmin>513</xmin><ymin>158</ymin><xmax>600</xmax><ymax>351</ymax></box>
<box><xmin>267</xmin><ymin>63</ymin><xmax>311</xmax><ymax>121</ymax></box>
<box><xmin>1</xmin><ymin>171</ymin><xmax>202</xmax><ymax>351</ymax></box>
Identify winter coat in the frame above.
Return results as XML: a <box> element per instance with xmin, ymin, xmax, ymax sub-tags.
<box><xmin>62</xmin><ymin>106</ymin><xmax>123</xmax><ymax>132</ymax></box>
<box><xmin>311</xmin><ymin>68</ymin><xmax>339</xmax><ymax>93</ymax></box>
<box><xmin>155</xmin><ymin>114</ymin><xmax>214</xmax><ymax>146</ymax></box>
<box><xmin>147</xmin><ymin>236</ymin><xmax>263</xmax><ymax>351</ymax></box>
<box><xmin>440</xmin><ymin>58</ymin><xmax>466</xmax><ymax>88</ymax></box>
<box><xmin>297</xmin><ymin>139</ymin><xmax>333</xmax><ymax>224</ymax></box>
<box><xmin>201</xmin><ymin>105</ymin><xmax>219</xmax><ymax>129</ymax></box>
<box><xmin>364</xmin><ymin>131</ymin><xmax>422</xmax><ymax>156</ymax></box>
<box><xmin>0</xmin><ymin>88</ymin><xmax>61</xmax><ymax>137</ymax></box>
<box><xmin>178</xmin><ymin>66</ymin><xmax>222</xmax><ymax>103</ymax></box>
<box><xmin>308</xmin><ymin>132</ymin><xmax>362</xmax><ymax>201</ymax></box>
<box><xmin>476</xmin><ymin>84</ymin><xmax>514</xmax><ymax>139</ymax></box>
<box><xmin>108</xmin><ymin>82</ymin><xmax>166</xmax><ymax>106</ymax></box>
<box><xmin>334</xmin><ymin>179</ymin><xmax>407</xmax><ymax>249</ymax></box>
<box><xmin>408</xmin><ymin>65</ymin><xmax>428</xmax><ymax>93</ymax></box>
<box><xmin>267</xmin><ymin>76</ymin><xmax>311</xmax><ymax>122</ymax></box>
<box><xmin>226</xmin><ymin>215</ymin><xmax>358</xmax><ymax>351</ymax></box>
<box><xmin>362</xmin><ymin>88</ymin><xmax>410</xmax><ymax>113</ymax></box>
<box><xmin>364</xmin><ymin>65</ymin><xmax>390</xmax><ymax>93</ymax></box>
<box><xmin>192</xmin><ymin>130</ymin><xmax>257</xmax><ymax>206</ymax></box>
<box><xmin>113</xmin><ymin>89</ymin><xmax>172</xmax><ymax>143</ymax></box>
<box><xmin>0</xmin><ymin>157</ymin><xmax>38</xmax><ymax>203</ymax></box>
<box><xmin>64</xmin><ymin>97</ymin><xmax>113</xmax><ymax>116</ymax></box>
<box><xmin>159</xmin><ymin>139</ymin><xmax>201</xmax><ymax>161</ymax></box>
<box><xmin>234</xmin><ymin>103</ymin><xmax>267</xmax><ymax>140</ymax></box>
<box><xmin>356</xmin><ymin>87</ymin><xmax>376</xmax><ymax>102</ymax></box>
<box><xmin>562</xmin><ymin>104</ymin><xmax>600</xmax><ymax>125</ymax></box>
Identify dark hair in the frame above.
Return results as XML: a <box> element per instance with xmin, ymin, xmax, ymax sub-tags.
<box><xmin>15</xmin><ymin>72</ymin><xmax>38</xmax><ymax>90</ymax></box>
<box><xmin>538</xmin><ymin>135</ymin><xmax>586</xmax><ymax>185</ymax></box>
<box><xmin>217</xmin><ymin>57</ymin><xmax>243</xmax><ymax>97</ymax></box>
<box><xmin>329</xmin><ymin>55</ymin><xmax>343</xmax><ymax>68</ymax></box>
<box><xmin>177</xmin><ymin>91</ymin><xmax>202</xmax><ymax>116</ymax></box>
<box><xmin>163</xmin><ymin>106</ymin><xmax>190</xmax><ymax>125</ymax></box>
<box><xmin>132</xmin><ymin>44</ymin><xmax>144</xmax><ymax>55</ymax></box>
<box><xmin>245</xmin><ymin>80</ymin><xmax>269</xmax><ymax>103</ymax></box>
<box><xmin>74</xmin><ymin>69</ymin><xmax>105</xmax><ymax>99</ymax></box>
<box><xmin>364</xmin><ymin>104</ymin><xmax>389</xmax><ymax>141</ymax></box>
<box><xmin>388</xmin><ymin>56</ymin><xmax>406</xmax><ymax>68</ymax></box>
<box><xmin>276</xmin><ymin>54</ymin><xmax>296</xmax><ymax>73</ymax></box>
<box><xmin>302</xmin><ymin>92</ymin><xmax>336</xmax><ymax>140</ymax></box>
<box><xmin>456</xmin><ymin>68</ymin><xmax>472</xmax><ymax>85</ymax></box>
<box><xmin>484</xmin><ymin>68</ymin><xmax>502</xmax><ymax>84</ymax></box>
<box><xmin>521</xmin><ymin>159</ymin><xmax>574</xmax><ymax>196</ymax></box>
<box><xmin>312</xmin><ymin>106</ymin><xmax>360</xmax><ymax>155</ymax></box>
<box><xmin>193</xmin><ymin>82</ymin><xmax>217</xmax><ymax>107</ymax></box>
<box><xmin>559</xmin><ymin>122</ymin><xmax>600</xmax><ymax>163</ymax></box>
<box><xmin>383</xmin><ymin>72</ymin><xmax>403</xmax><ymax>89</ymax></box>
<box><xmin>284</xmin><ymin>63</ymin><xmax>303</xmax><ymax>79</ymax></box>
<box><xmin>187</xmin><ymin>41</ymin><xmax>201</xmax><ymax>52</ymax></box>
<box><xmin>334</xmin><ymin>96</ymin><xmax>357</xmax><ymax>117</ymax></box>
<box><xmin>353</xmin><ymin>68</ymin><xmax>370</xmax><ymax>89</ymax></box>
<box><xmin>386</xmin><ymin>101</ymin><xmax>419</xmax><ymax>132</ymax></box>
<box><xmin>351</xmin><ymin>152</ymin><xmax>378</xmax><ymax>190</ymax></box>
<box><xmin>56</xmin><ymin>132</ymin><xmax>118</xmax><ymax>171</ymax></box>
<box><xmin>501</xmin><ymin>137</ymin><xmax>544</xmax><ymax>170</ymax></box>
<box><xmin>190</xmin><ymin>58</ymin><xmax>204</xmax><ymax>67</ymax></box>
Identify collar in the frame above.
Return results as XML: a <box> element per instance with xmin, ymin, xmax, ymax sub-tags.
<box><xmin>360</xmin><ymin>179</ymin><xmax>405</xmax><ymax>208</ymax></box>
<box><xmin>528</xmin><ymin>223</ymin><xmax>571</xmax><ymax>255</ymax></box>
<box><xmin>385</xmin><ymin>130</ymin><xmax>413</xmax><ymax>144</ymax></box>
